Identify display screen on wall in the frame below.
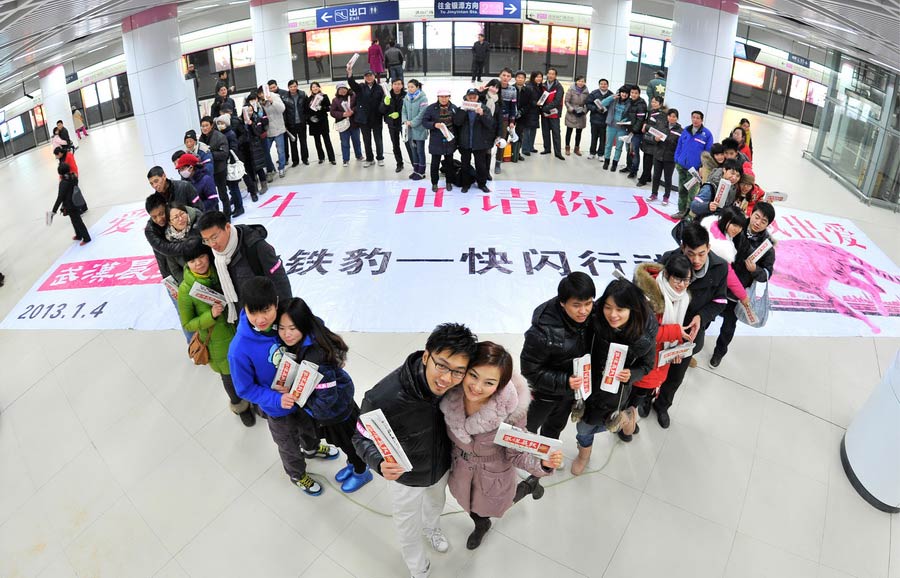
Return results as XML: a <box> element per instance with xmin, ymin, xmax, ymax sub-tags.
<box><xmin>0</xmin><ymin>123</ymin><xmax>8</xmax><ymax>142</ymax></box>
<box><xmin>522</xmin><ymin>24</ymin><xmax>548</xmax><ymax>53</ymax></box>
<box><xmin>8</xmin><ymin>116</ymin><xmax>24</xmax><ymax>139</ymax></box>
<box><xmin>550</xmin><ymin>26</ymin><xmax>577</xmax><ymax>55</ymax></box>
<box><xmin>231</xmin><ymin>41</ymin><xmax>255</xmax><ymax>68</ymax></box>
<box><xmin>33</xmin><ymin>105</ymin><xmax>45</xmax><ymax>128</ymax></box>
<box><xmin>454</xmin><ymin>22</ymin><xmax>483</xmax><ymax>48</ymax></box>
<box><xmin>577</xmin><ymin>29</ymin><xmax>589</xmax><ymax>57</ymax></box>
<box><xmin>307</xmin><ymin>30</ymin><xmax>330</xmax><ymax>58</ymax></box>
<box><xmin>732</xmin><ymin>58</ymin><xmax>766</xmax><ymax>89</ymax></box>
<box><xmin>329</xmin><ymin>25</ymin><xmax>371</xmax><ymax>55</ymax></box>
<box><xmin>806</xmin><ymin>81</ymin><xmax>827</xmax><ymax>107</ymax></box>
<box><xmin>213</xmin><ymin>46</ymin><xmax>231</xmax><ymax>72</ymax></box>
<box><xmin>789</xmin><ymin>75</ymin><xmax>809</xmax><ymax>100</ymax></box>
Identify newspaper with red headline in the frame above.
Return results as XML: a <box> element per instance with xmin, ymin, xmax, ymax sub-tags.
<box><xmin>162</xmin><ymin>275</ymin><xmax>179</xmax><ymax>299</ymax></box>
<box><xmin>713</xmin><ymin>179</ymin><xmax>731</xmax><ymax>205</ymax></box>
<box><xmin>601</xmin><ymin>343</ymin><xmax>629</xmax><ymax>394</ymax></box>
<box><xmin>188</xmin><ymin>282</ymin><xmax>227</xmax><ymax>307</ymax></box>
<box><xmin>536</xmin><ymin>90</ymin><xmax>550</xmax><ymax>106</ymax></box>
<box><xmin>763</xmin><ymin>191</ymin><xmax>788</xmax><ymax>203</ymax></box>
<box><xmin>748</xmin><ymin>238</ymin><xmax>774</xmax><ymax>264</ymax></box>
<box><xmin>270</xmin><ymin>353</ymin><xmax>299</xmax><ymax>391</ymax></box>
<box><xmin>741</xmin><ymin>301</ymin><xmax>758</xmax><ymax>325</ymax></box>
<box><xmin>288</xmin><ymin>359</ymin><xmax>323</xmax><ymax>408</ymax></box>
<box><xmin>658</xmin><ymin>341</ymin><xmax>695</xmax><ymax>367</ymax></box>
<box><xmin>460</xmin><ymin>100</ymin><xmax>481</xmax><ymax>111</ymax></box>
<box><xmin>310</xmin><ymin>93</ymin><xmax>324</xmax><ymax>111</ymax></box>
<box><xmin>360</xmin><ymin>409</ymin><xmax>413</xmax><ymax>471</ymax></box>
<box><xmin>573</xmin><ymin>353</ymin><xmax>592</xmax><ymax>401</ymax></box>
<box><xmin>438</xmin><ymin>123</ymin><xmax>455</xmax><ymax>142</ymax></box>
<box><xmin>493</xmin><ymin>422</ymin><xmax>562</xmax><ymax>460</ymax></box>
<box><xmin>648</xmin><ymin>126</ymin><xmax>667</xmax><ymax>140</ymax></box>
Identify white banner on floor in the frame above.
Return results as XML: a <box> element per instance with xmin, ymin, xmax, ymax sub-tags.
<box><xmin>3</xmin><ymin>181</ymin><xmax>899</xmax><ymax>336</ymax></box>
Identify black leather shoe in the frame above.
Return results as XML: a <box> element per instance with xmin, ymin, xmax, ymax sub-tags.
<box><xmin>653</xmin><ymin>402</ymin><xmax>670</xmax><ymax>429</ymax></box>
<box><xmin>710</xmin><ymin>353</ymin><xmax>723</xmax><ymax>368</ymax></box>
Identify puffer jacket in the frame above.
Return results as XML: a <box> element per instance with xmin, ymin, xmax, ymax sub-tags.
<box><xmin>582</xmin><ymin>311</ymin><xmax>658</xmax><ymax>426</ymax></box>
<box><xmin>305</xmin><ymin>93</ymin><xmax>332</xmax><ymax>136</ymax></box>
<box><xmin>700</xmin><ymin>150</ymin><xmax>723</xmax><ymax>182</ymax></box>
<box><xmin>586</xmin><ymin>88</ymin><xmax>612</xmax><ymax>126</ymax></box>
<box><xmin>287</xmin><ymin>335</ymin><xmax>358</xmax><ymax>426</ymax></box>
<box><xmin>625</xmin><ymin>96</ymin><xmax>648</xmax><ymax>134</ymax></box>
<box><xmin>421</xmin><ymin>102</ymin><xmax>459</xmax><ymax>155</ymax></box>
<box><xmin>380</xmin><ymin>87</ymin><xmax>406</xmax><ymax>129</ymax></box>
<box><xmin>347</xmin><ymin>76</ymin><xmax>384</xmax><ymax>127</ymax></box>
<box><xmin>520</xmin><ymin>297</ymin><xmax>593</xmax><ymax>400</ymax></box>
<box><xmin>161</xmin><ymin>206</ymin><xmax>203</xmax><ymax>285</ymax></box>
<box><xmin>242</xmin><ymin>105</ymin><xmax>269</xmax><ymax>172</ymax></box>
<box><xmin>640</xmin><ymin>107</ymin><xmax>666</xmax><ymax>156</ymax></box>
<box><xmin>261</xmin><ymin>93</ymin><xmax>286</xmax><ymax>137</ymax></box>
<box><xmin>659</xmin><ymin>248</ymin><xmax>729</xmax><ymax>330</ymax></box>
<box><xmin>520</xmin><ymin>83</ymin><xmax>542</xmax><ymax>129</ymax></box>
<box><xmin>652</xmin><ymin>119</ymin><xmax>682</xmax><ymax>163</ymax></box>
<box><xmin>453</xmin><ymin>105</ymin><xmax>495</xmax><ymax>151</ymax></box>
<box><xmin>674</xmin><ymin>124</ymin><xmax>714</xmax><ymax>169</ymax></box>
<box><xmin>691</xmin><ymin>168</ymin><xmax>739</xmax><ymax>218</ymax></box>
<box><xmin>178</xmin><ymin>266</ymin><xmax>236</xmax><ymax>375</ymax></box>
<box><xmin>564</xmin><ymin>85</ymin><xmax>589</xmax><ymax>129</ymax></box>
<box><xmin>401</xmin><ymin>90</ymin><xmax>429</xmax><ymax>141</ymax></box>
<box><xmin>352</xmin><ymin>351</ymin><xmax>452</xmax><ymax>487</ymax></box>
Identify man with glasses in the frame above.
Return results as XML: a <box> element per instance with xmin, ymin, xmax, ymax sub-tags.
<box><xmin>354</xmin><ymin>323</ymin><xmax>478</xmax><ymax>578</ymax></box>
<box><xmin>197</xmin><ymin>210</ymin><xmax>291</xmax><ymax>324</ymax></box>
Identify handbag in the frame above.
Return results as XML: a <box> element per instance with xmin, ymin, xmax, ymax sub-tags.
<box><xmin>735</xmin><ymin>274</ymin><xmax>771</xmax><ymax>328</ymax></box>
<box><xmin>188</xmin><ymin>329</ymin><xmax>212</xmax><ymax>365</ymax></box>
<box><xmin>72</xmin><ymin>184</ymin><xmax>87</xmax><ymax>209</ymax></box>
<box><xmin>334</xmin><ymin>118</ymin><xmax>351</xmax><ymax>133</ymax></box>
<box><xmin>226</xmin><ymin>150</ymin><xmax>246</xmax><ymax>181</ymax></box>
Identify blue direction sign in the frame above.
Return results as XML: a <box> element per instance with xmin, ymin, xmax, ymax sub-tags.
<box><xmin>316</xmin><ymin>1</ymin><xmax>400</xmax><ymax>29</ymax></box>
<box><xmin>434</xmin><ymin>0</ymin><xmax>521</xmax><ymax>19</ymax></box>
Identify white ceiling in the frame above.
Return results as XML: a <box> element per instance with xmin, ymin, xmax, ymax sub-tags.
<box><xmin>0</xmin><ymin>0</ymin><xmax>897</xmax><ymax>104</ymax></box>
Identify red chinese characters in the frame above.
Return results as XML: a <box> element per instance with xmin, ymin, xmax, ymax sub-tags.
<box><xmin>39</xmin><ymin>256</ymin><xmax>162</xmax><ymax>291</ymax></box>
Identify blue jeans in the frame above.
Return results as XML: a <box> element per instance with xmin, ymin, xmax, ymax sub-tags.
<box><xmin>339</xmin><ymin>127</ymin><xmax>362</xmax><ymax>162</ymax></box>
<box><xmin>604</xmin><ymin>127</ymin><xmax>627</xmax><ymax>161</ymax></box>
<box><xmin>409</xmin><ymin>139</ymin><xmax>426</xmax><ymax>166</ymax></box>
<box><xmin>575</xmin><ymin>420</ymin><xmax>607</xmax><ymax>448</ymax></box>
<box><xmin>627</xmin><ymin>132</ymin><xmax>643</xmax><ymax>174</ymax></box>
<box><xmin>266</xmin><ymin>134</ymin><xmax>286</xmax><ymax>171</ymax></box>
<box><xmin>389</xmin><ymin>65</ymin><xmax>404</xmax><ymax>82</ymax></box>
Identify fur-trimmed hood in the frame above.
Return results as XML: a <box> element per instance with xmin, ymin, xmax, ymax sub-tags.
<box><xmin>440</xmin><ymin>373</ymin><xmax>531</xmax><ymax>444</ymax></box>
<box><xmin>634</xmin><ymin>262</ymin><xmax>665</xmax><ymax>315</ymax></box>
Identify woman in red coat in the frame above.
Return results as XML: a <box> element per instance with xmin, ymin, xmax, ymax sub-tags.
<box><xmin>367</xmin><ymin>39</ymin><xmax>385</xmax><ymax>78</ymax></box>
<box><xmin>626</xmin><ymin>254</ymin><xmax>694</xmax><ymax>420</ymax></box>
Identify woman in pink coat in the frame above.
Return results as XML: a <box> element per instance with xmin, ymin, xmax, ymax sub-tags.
<box><xmin>367</xmin><ymin>39</ymin><xmax>385</xmax><ymax>78</ymax></box>
<box><xmin>441</xmin><ymin>341</ymin><xmax>564</xmax><ymax>550</ymax></box>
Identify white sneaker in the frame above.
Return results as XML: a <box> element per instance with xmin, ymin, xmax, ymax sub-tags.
<box><xmin>363</xmin><ymin>161</ymin><xmax>375</xmax><ymax>168</ymax></box>
<box><xmin>411</xmin><ymin>560</ymin><xmax>431</xmax><ymax>578</ymax></box>
<box><xmin>598</xmin><ymin>156</ymin><xmax>605</xmax><ymax>161</ymax></box>
<box><xmin>342</xmin><ymin>161</ymin><xmax>349</xmax><ymax>167</ymax></box>
<box><xmin>377</xmin><ymin>159</ymin><xmax>385</xmax><ymax>166</ymax></box>
<box><xmin>587</xmin><ymin>154</ymin><xmax>596</xmax><ymax>160</ymax></box>
<box><xmin>424</xmin><ymin>528</ymin><xmax>449</xmax><ymax>553</ymax></box>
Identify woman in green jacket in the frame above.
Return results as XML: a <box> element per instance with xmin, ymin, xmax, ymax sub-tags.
<box><xmin>178</xmin><ymin>243</ymin><xmax>255</xmax><ymax>427</ymax></box>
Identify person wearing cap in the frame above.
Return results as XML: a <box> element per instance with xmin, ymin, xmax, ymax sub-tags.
<box><xmin>330</xmin><ymin>81</ymin><xmax>363</xmax><ymax>167</ymax></box>
<box><xmin>175</xmin><ymin>152</ymin><xmax>219</xmax><ymax>213</ymax></box>
<box><xmin>540</xmin><ymin>68</ymin><xmax>565</xmax><ymax>160</ymax></box>
<box><xmin>454</xmin><ymin>88</ymin><xmax>495</xmax><ymax>193</ymax></box>
<box><xmin>421</xmin><ymin>88</ymin><xmax>458</xmax><ymax>191</ymax></box>
<box><xmin>733</xmin><ymin>168</ymin><xmax>765</xmax><ymax>216</ymax></box>
<box><xmin>647</xmin><ymin>70</ymin><xmax>667</xmax><ymax>103</ymax></box>
<box><xmin>183</xmin><ymin>130</ymin><xmax>214</xmax><ymax>179</ymax></box>
<box><xmin>347</xmin><ymin>66</ymin><xmax>386</xmax><ymax>167</ymax></box>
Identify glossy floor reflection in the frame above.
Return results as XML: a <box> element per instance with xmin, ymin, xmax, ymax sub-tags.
<box><xmin>0</xmin><ymin>81</ymin><xmax>897</xmax><ymax>577</ymax></box>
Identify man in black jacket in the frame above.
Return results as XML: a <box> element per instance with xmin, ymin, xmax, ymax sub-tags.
<box><xmin>146</xmin><ymin>166</ymin><xmax>200</xmax><ymax>208</ymax></box>
<box><xmin>516</xmin><ymin>272</ymin><xmax>595</xmax><ymax>501</ymax></box>
<box><xmin>454</xmin><ymin>88</ymin><xmax>495</xmax><ymax>193</ymax></box>
<box><xmin>198</xmin><ymin>211</ymin><xmax>292</xmax><ymax>324</ymax></box>
<box><xmin>654</xmin><ymin>222</ymin><xmax>729</xmax><ymax>428</ymax></box>
<box><xmin>621</xmin><ymin>85</ymin><xmax>648</xmax><ymax>178</ymax></box>
<box><xmin>280</xmin><ymin>80</ymin><xmax>309</xmax><ymax>167</ymax></box>
<box><xmin>347</xmin><ymin>69</ymin><xmax>385</xmax><ymax>167</ymax></box>
<box><xmin>199</xmin><ymin>116</ymin><xmax>232</xmax><ymax>221</ymax></box>
<box><xmin>471</xmin><ymin>34</ymin><xmax>489</xmax><ymax>82</ymax></box>
<box><xmin>710</xmin><ymin>202</ymin><xmax>777</xmax><ymax>367</ymax></box>
<box><xmin>540</xmin><ymin>67</ymin><xmax>565</xmax><ymax>160</ymax></box>
<box><xmin>353</xmin><ymin>324</ymin><xmax>477</xmax><ymax>578</ymax></box>
<box><xmin>380</xmin><ymin>78</ymin><xmax>409</xmax><ymax>173</ymax></box>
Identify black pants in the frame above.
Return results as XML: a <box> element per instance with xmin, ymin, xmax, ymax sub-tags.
<box><xmin>219</xmin><ymin>374</ymin><xmax>242</xmax><ymax>405</ymax></box>
<box><xmin>286</xmin><ymin>122</ymin><xmax>309</xmax><ymax>164</ymax></box>
<box><xmin>226</xmin><ymin>179</ymin><xmax>244</xmax><ymax>212</ymax></box>
<box><xmin>541</xmin><ymin>117</ymin><xmax>561</xmax><ymax>155</ymax></box>
<box><xmin>431</xmin><ymin>153</ymin><xmax>455</xmax><ymax>186</ymax></box>
<box><xmin>320</xmin><ymin>413</ymin><xmax>368</xmax><ymax>474</ymax></box>
<box><xmin>589</xmin><ymin>123</ymin><xmax>606</xmax><ymax>155</ymax></box>
<box><xmin>657</xmin><ymin>330</ymin><xmax>706</xmax><ymax>411</ymax></box>
<box><xmin>513</xmin><ymin>123</ymin><xmax>526</xmax><ymax>161</ymax></box>
<box><xmin>714</xmin><ymin>301</ymin><xmax>739</xmax><ymax>358</ymax></box>
<box><xmin>387</xmin><ymin>125</ymin><xmax>411</xmax><ymax>168</ymax></box>
<box><xmin>213</xmin><ymin>171</ymin><xmax>231</xmax><ymax>220</ymax></box>
<box><xmin>360</xmin><ymin>124</ymin><xmax>384</xmax><ymax>162</ymax></box>
<box><xmin>267</xmin><ymin>410</ymin><xmax>316</xmax><ymax>480</ymax></box>
<box><xmin>639</xmin><ymin>151</ymin><xmax>654</xmax><ymax>183</ymax></box>
<box><xmin>652</xmin><ymin>159</ymin><xmax>676</xmax><ymax>199</ymax></box>
<box><xmin>471</xmin><ymin>60</ymin><xmax>485</xmax><ymax>81</ymax></box>
<box><xmin>565</xmin><ymin>126</ymin><xmax>583</xmax><ymax>148</ymax></box>
<box><xmin>68</xmin><ymin>208</ymin><xmax>91</xmax><ymax>241</ymax></box>
<box><xmin>626</xmin><ymin>385</ymin><xmax>655</xmax><ymax>415</ymax></box>
<box><xmin>525</xmin><ymin>394</ymin><xmax>573</xmax><ymax>439</ymax></box>
<box><xmin>460</xmin><ymin>148</ymin><xmax>489</xmax><ymax>188</ymax></box>
<box><xmin>312</xmin><ymin>130</ymin><xmax>336</xmax><ymax>163</ymax></box>
<box><xmin>626</xmin><ymin>133</ymin><xmax>643</xmax><ymax>175</ymax></box>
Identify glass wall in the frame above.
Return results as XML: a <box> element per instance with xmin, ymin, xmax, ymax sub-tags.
<box><xmin>184</xmin><ymin>41</ymin><xmax>259</xmax><ymax>99</ymax></box>
<box><xmin>624</xmin><ymin>34</ymin><xmax>670</xmax><ymax>88</ymax></box>
<box><xmin>727</xmin><ymin>58</ymin><xmax>827</xmax><ymax>127</ymax></box>
<box><xmin>67</xmin><ymin>72</ymin><xmax>134</xmax><ymax>130</ymax></box>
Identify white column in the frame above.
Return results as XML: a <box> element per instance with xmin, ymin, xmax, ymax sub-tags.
<box><xmin>665</xmin><ymin>0</ymin><xmax>740</xmax><ymax>139</ymax></box>
<box><xmin>586</xmin><ymin>0</ymin><xmax>632</xmax><ymax>89</ymax></box>
<box><xmin>250</xmin><ymin>0</ymin><xmax>294</xmax><ymax>88</ymax></box>
<box><xmin>38</xmin><ymin>65</ymin><xmax>73</xmax><ymax>139</ymax></box>
<box><xmin>122</xmin><ymin>4</ymin><xmax>193</xmax><ymax>175</ymax></box>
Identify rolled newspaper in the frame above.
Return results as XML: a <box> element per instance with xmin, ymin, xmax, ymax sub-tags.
<box><xmin>748</xmin><ymin>238</ymin><xmax>773</xmax><ymax>264</ymax></box>
<box><xmin>347</xmin><ymin>53</ymin><xmax>359</xmax><ymax>69</ymax></box>
<box><xmin>601</xmin><ymin>343</ymin><xmax>629</xmax><ymax>394</ymax></box>
<box><xmin>360</xmin><ymin>409</ymin><xmax>413</xmax><ymax>471</ymax></box>
<box><xmin>341</xmin><ymin>100</ymin><xmax>352</xmax><ymax>113</ymax></box>
<box><xmin>438</xmin><ymin>123</ymin><xmax>454</xmax><ymax>142</ymax></box>
<box><xmin>713</xmin><ymin>179</ymin><xmax>731</xmax><ymax>205</ymax></box>
<box><xmin>536</xmin><ymin>91</ymin><xmax>550</xmax><ymax>106</ymax></box>
<box><xmin>493</xmin><ymin>422</ymin><xmax>561</xmax><ymax>460</ymax></box>
<box><xmin>657</xmin><ymin>341</ymin><xmax>695</xmax><ymax>367</ymax></box>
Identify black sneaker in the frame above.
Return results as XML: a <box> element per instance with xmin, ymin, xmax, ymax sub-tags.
<box><xmin>303</xmin><ymin>443</ymin><xmax>339</xmax><ymax>460</ymax></box>
<box><xmin>239</xmin><ymin>409</ymin><xmax>256</xmax><ymax>427</ymax></box>
<box><xmin>290</xmin><ymin>473</ymin><xmax>323</xmax><ymax>496</ymax></box>
<box><xmin>618</xmin><ymin>423</ymin><xmax>639</xmax><ymax>443</ymax></box>
<box><xmin>710</xmin><ymin>353</ymin><xmax>723</xmax><ymax>368</ymax></box>
<box><xmin>653</xmin><ymin>402</ymin><xmax>670</xmax><ymax>429</ymax></box>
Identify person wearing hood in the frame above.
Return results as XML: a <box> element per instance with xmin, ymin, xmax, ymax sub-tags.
<box><xmin>421</xmin><ymin>88</ymin><xmax>458</xmax><ymax>192</ymax></box>
<box><xmin>352</xmin><ymin>324</ymin><xmax>479</xmax><ymax>578</ymax></box>
<box><xmin>442</xmin><ymin>342</ymin><xmax>563</xmax><ymax>550</ymax></box>
<box><xmin>540</xmin><ymin>67</ymin><xmax>565</xmax><ymax>160</ymax></box>
<box><xmin>381</xmin><ymin>78</ymin><xmax>411</xmax><ymax>174</ymax></box>
<box><xmin>330</xmin><ymin>81</ymin><xmax>363</xmax><ymax>167</ymax></box>
<box><xmin>700</xmin><ymin>142</ymin><xmax>726</xmax><ymax>183</ymax></box>
<box><xmin>401</xmin><ymin>79</ymin><xmax>429</xmax><ymax>180</ymax></box>
<box><xmin>454</xmin><ymin>87</ymin><xmax>495</xmax><ymax>193</ymax></box>
<box><xmin>516</xmin><ymin>272</ymin><xmax>595</xmax><ymax>501</ymax></box>
<box><xmin>174</xmin><ymin>152</ymin><xmax>219</xmax><ymax>213</ymax></box>
<box><xmin>572</xmin><ymin>280</ymin><xmax>657</xmax><ymax>470</ymax></box>
<box><xmin>586</xmin><ymin>78</ymin><xmax>612</xmax><ymax>160</ymax></box>
<box><xmin>564</xmin><ymin>75</ymin><xmax>588</xmax><ymax>156</ymax></box>
<box><xmin>700</xmin><ymin>207</ymin><xmax>751</xmax><ymax>311</ymax></box>
<box><xmin>215</xmin><ymin>114</ymin><xmax>246</xmax><ymax>218</ymax></box>
<box><xmin>629</xmin><ymin>254</ymin><xmax>694</xmax><ymax>421</ymax></box>
<box><xmin>690</xmin><ymin>159</ymin><xmax>744</xmax><ymax>219</ymax></box>
<box><xmin>601</xmin><ymin>85</ymin><xmax>631</xmax><ymax>171</ymax></box>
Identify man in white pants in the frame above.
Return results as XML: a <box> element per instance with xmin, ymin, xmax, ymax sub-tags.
<box><xmin>353</xmin><ymin>323</ymin><xmax>478</xmax><ymax>578</ymax></box>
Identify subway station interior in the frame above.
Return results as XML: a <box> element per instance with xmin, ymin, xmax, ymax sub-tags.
<box><xmin>0</xmin><ymin>0</ymin><xmax>898</xmax><ymax>577</ymax></box>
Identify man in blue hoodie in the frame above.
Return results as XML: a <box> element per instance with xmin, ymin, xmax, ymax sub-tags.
<box><xmin>228</xmin><ymin>277</ymin><xmax>337</xmax><ymax>496</ymax></box>
<box><xmin>672</xmin><ymin>110</ymin><xmax>714</xmax><ymax>219</ymax></box>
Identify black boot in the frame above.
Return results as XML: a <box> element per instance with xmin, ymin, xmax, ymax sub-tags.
<box><xmin>610</xmin><ymin>161</ymin><xmax>618</xmax><ymax>172</ymax></box>
<box><xmin>466</xmin><ymin>517</ymin><xmax>492</xmax><ymax>550</ymax></box>
<box><xmin>603</xmin><ymin>159</ymin><xmax>610</xmax><ymax>170</ymax></box>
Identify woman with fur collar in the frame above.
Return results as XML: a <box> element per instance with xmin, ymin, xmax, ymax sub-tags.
<box><xmin>440</xmin><ymin>341</ymin><xmax>563</xmax><ymax>550</ymax></box>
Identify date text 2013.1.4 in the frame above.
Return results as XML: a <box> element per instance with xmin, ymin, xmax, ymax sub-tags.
<box><xmin>16</xmin><ymin>302</ymin><xmax>108</xmax><ymax>321</ymax></box>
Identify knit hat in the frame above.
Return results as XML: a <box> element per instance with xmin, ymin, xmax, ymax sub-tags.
<box><xmin>175</xmin><ymin>153</ymin><xmax>200</xmax><ymax>170</ymax></box>
<box><xmin>184</xmin><ymin>129</ymin><xmax>197</xmax><ymax>142</ymax></box>
<box><xmin>740</xmin><ymin>170</ymin><xmax>755</xmax><ymax>187</ymax></box>
<box><xmin>437</xmin><ymin>88</ymin><xmax>451</xmax><ymax>96</ymax></box>
<box><xmin>335</xmin><ymin>81</ymin><xmax>349</xmax><ymax>90</ymax></box>
<box><xmin>215</xmin><ymin>114</ymin><xmax>231</xmax><ymax>127</ymax></box>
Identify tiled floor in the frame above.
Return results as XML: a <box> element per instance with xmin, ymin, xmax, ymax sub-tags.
<box><xmin>0</xmin><ymin>78</ymin><xmax>897</xmax><ymax>577</ymax></box>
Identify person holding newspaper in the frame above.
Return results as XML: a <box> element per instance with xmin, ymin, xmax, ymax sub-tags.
<box><xmin>689</xmin><ymin>159</ymin><xmax>745</xmax><ymax>219</ymax></box>
<box><xmin>352</xmin><ymin>323</ymin><xmax>478</xmax><ymax>578</ymax></box>
<box><xmin>276</xmin><ymin>297</ymin><xmax>373</xmax><ymax>493</ymax></box>
<box><xmin>421</xmin><ymin>89</ymin><xmax>459</xmax><ymax>192</ymax></box>
<box><xmin>516</xmin><ymin>272</ymin><xmax>595</xmax><ymax>501</ymax></box>
<box><xmin>178</xmin><ymin>243</ymin><xmax>255</xmax><ymax>427</ymax></box>
<box><xmin>441</xmin><ymin>341</ymin><xmax>563</xmax><ymax>550</ymax></box>
<box><xmin>600</xmin><ymin>86</ymin><xmax>631</xmax><ymax>171</ymax></box>
<box><xmin>572</xmin><ymin>280</ymin><xmax>656</xmax><ymax>469</ymax></box>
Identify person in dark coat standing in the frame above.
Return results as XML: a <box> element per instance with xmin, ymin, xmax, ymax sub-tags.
<box><xmin>421</xmin><ymin>89</ymin><xmax>458</xmax><ymax>192</ymax></box>
<box><xmin>51</xmin><ymin>163</ymin><xmax>90</xmax><ymax>245</ymax></box>
<box><xmin>636</xmin><ymin>96</ymin><xmax>665</xmax><ymax>187</ymax></box>
<box><xmin>540</xmin><ymin>67</ymin><xmax>564</xmax><ymax>160</ymax></box>
<box><xmin>380</xmin><ymin>78</ymin><xmax>411</xmax><ymax>173</ymax></box>
<box><xmin>210</xmin><ymin>85</ymin><xmax>236</xmax><ymax>119</ymax></box>
<box><xmin>653</xmin><ymin>222</ymin><xmax>729</xmax><ymax>428</ymax></box>
<box><xmin>648</xmin><ymin>108</ymin><xmax>682</xmax><ymax>205</ymax></box>
<box><xmin>305</xmin><ymin>82</ymin><xmax>336</xmax><ymax>165</ymax></box>
<box><xmin>511</xmin><ymin>70</ymin><xmax>529</xmax><ymax>162</ymax></box>
<box><xmin>454</xmin><ymin>88</ymin><xmax>495</xmax><ymax>193</ymax></box>
<box><xmin>346</xmin><ymin>68</ymin><xmax>386</xmax><ymax>167</ymax></box>
<box><xmin>384</xmin><ymin>40</ymin><xmax>405</xmax><ymax>82</ymax></box>
<box><xmin>199</xmin><ymin>116</ymin><xmax>232</xmax><ymax>221</ymax></box>
<box><xmin>352</xmin><ymin>324</ymin><xmax>478</xmax><ymax>578</ymax></box>
<box><xmin>586</xmin><ymin>78</ymin><xmax>612</xmax><ymax>160</ymax></box>
<box><xmin>242</xmin><ymin>92</ymin><xmax>270</xmax><ymax>195</ymax></box>
<box><xmin>471</xmin><ymin>34</ymin><xmax>490</xmax><ymax>82</ymax></box>
<box><xmin>621</xmin><ymin>85</ymin><xmax>648</xmax><ymax>178</ymax></box>
<box><xmin>519</xmin><ymin>71</ymin><xmax>543</xmax><ymax>157</ymax></box>
<box><xmin>281</xmin><ymin>80</ymin><xmax>310</xmax><ymax>167</ymax></box>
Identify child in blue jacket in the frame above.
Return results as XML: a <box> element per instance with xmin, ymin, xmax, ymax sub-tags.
<box><xmin>277</xmin><ymin>297</ymin><xmax>373</xmax><ymax>493</ymax></box>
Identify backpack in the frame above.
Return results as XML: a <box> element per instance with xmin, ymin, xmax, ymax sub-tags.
<box><xmin>238</xmin><ymin>224</ymin><xmax>269</xmax><ymax>277</ymax></box>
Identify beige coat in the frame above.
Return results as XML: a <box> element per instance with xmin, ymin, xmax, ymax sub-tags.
<box><xmin>564</xmin><ymin>86</ymin><xmax>588</xmax><ymax>129</ymax></box>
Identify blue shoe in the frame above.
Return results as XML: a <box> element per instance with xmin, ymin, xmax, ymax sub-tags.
<box><xmin>341</xmin><ymin>468</ymin><xmax>373</xmax><ymax>493</ymax></box>
<box><xmin>335</xmin><ymin>462</ymin><xmax>354</xmax><ymax>483</ymax></box>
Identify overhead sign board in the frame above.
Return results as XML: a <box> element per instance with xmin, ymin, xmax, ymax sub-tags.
<box><xmin>789</xmin><ymin>53</ymin><xmax>811</xmax><ymax>68</ymax></box>
<box><xmin>434</xmin><ymin>0</ymin><xmax>520</xmax><ymax>19</ymax></box>
<box><xmin>316</xmin><ymin>1</ymin><xmax>399</xmax><ymax>29</ymax></box>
